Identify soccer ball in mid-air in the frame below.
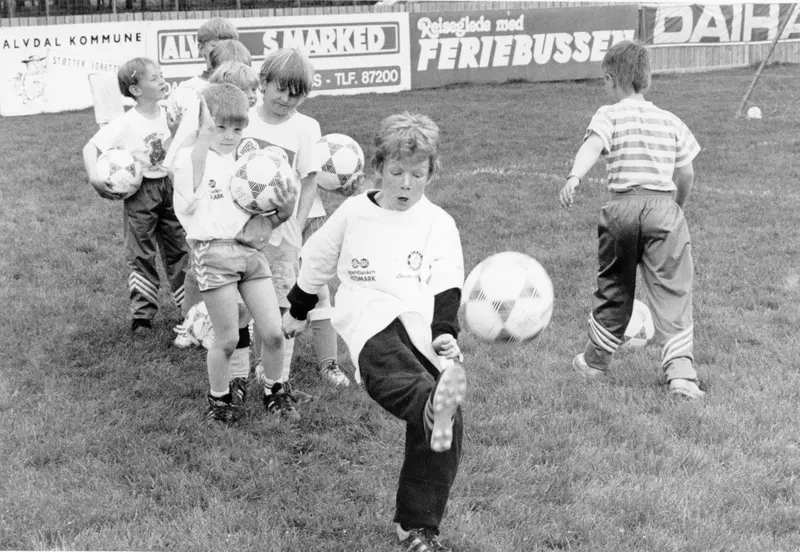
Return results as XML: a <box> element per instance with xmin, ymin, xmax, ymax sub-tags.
<box><xmin>314</xmin><ymin>133</ymin><xmax>365</xmax><ymax>191</ymax></box>
<box><xmin>619</xmin><ymin>299</ymin><xmax>655</xmax><ymax>350</ymax></box>
<box><xmin>461</xmin><ymin>252</ymin><xmax>554</xmax><ymax>344</ymax></box>
<box><xmin>96</xmin><ymin>149</ymin><xmax>142</xmax><ymax>198</ymax></box>
<box><xmin>230</xmin><ymin>150</ymin><xmax>294</xmax><ymax>214</ymax></box>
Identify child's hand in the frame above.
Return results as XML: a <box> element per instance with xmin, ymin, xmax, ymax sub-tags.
<box><xmin>432</xmin><ymin>334</ymin><xmax>463</xmax><ymax>362</ymax></box>
<box><xmin>339</xmin><ymin>171</ymin><xmax>365</xmax><ymax>197</ymax></box>
<box><xmin>90</xmin><ymin>178</ymin><xmax>127</xmax><ymax>201</ymax></box>
<box><xmin>559</xmin><ymin>176</ymin><xmax>581</xmax><ymax>208</ymax></box>
<box><xmin>282</xmin><ymin>311</ymin><xmax>307</xmax><ymax>339</ymax></box>
<box><xmin>196</xmin><ymin>95</ymin><xmax>215</xmax><ymax>139</ymax></box>
<box><xmin>273</xmin><ymin>175</ymin><xmax>298</xmax><ymax>220</ymax></box>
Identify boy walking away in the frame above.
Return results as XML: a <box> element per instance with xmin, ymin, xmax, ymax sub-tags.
<box><xmin>283</xmin><ymin>112</ymin><xmax>467</xmax><ymax>551</ymax></box>
<box><xmin>82</xmin><ymin>57</ymin><xmax>188</xmax><ymax>332</ymax></box>
<box><xmin>245</xmin><ymin>47</ymin><xmax>351</xmax><ymax>402</ymax></box>
<box><xmin>171</xmin><ymin>84</ymin><xmax>297</xmax><ymax>423</ymax></box>
<box><xmin>559</xmin><ymin>41</ymin><xmax>705</xmax><ymax>400</ymax></box>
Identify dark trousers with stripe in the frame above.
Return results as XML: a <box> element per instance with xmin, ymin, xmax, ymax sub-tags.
<box><xmin>584</xmin><ymin>190</ymin><xmax>697</xmax><ymax>382</ymax></box>
<box><xmin>123</xmin><ymin>176</ymin><xmax>188</xmax><ymax>321</ymax></box>
<box><xmin>359</xmin><ymin>318</ymin><xmax>462</xmax><ymax>531</ymax></box>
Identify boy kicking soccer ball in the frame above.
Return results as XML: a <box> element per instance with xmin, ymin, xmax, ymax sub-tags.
<box><xmin>283</xmin><ymin>112</ymin><xmax>466</xmax><ymax>551</ymax></box>
<box><xmin>559</xmin><ymin>40</ymin><xmax>705</xmax><ymax>400</ymax></box>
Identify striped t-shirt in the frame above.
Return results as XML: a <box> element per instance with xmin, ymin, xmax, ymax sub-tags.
<box><xmin>586</xmin><ymin>98</ymin><xmax>700</xmax><ymax>193</ymax></box>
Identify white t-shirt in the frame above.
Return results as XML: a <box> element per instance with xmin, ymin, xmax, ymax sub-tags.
<box><xmin>171</xmin><ymin>148</ymin><xmax>250</xmax><ymax>242</ymax></box>
<box><xmin>298</xmin><ymin>191</ymin><xmax>464</xmax><ymax>379</ymax></box>
<box><xmin>239</xmin><ymin>108</ymin><xmax>324</xmax><ymax>248</ymax></box>
<box><xmin>90</xmin><ymin>106</ymin><xmax>171</xmax><ymax>179</ymax></box>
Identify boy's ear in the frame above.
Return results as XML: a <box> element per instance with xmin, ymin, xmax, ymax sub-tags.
<box><xmin>128</xmin><ymin>84</ymin><xmax>142</xmax><ymax>98</ymax></box>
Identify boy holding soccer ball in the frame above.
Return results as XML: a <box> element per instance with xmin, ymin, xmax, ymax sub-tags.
<box><xmin>243</xmin><ymin>47</ymin><xmax>352</xmax><ymax>410</ymax></box>
<box><xmin>559</xmin><ymin>41</ymin><xmax>704</xmax><ymax>400</ymax></box>
<box><xmin>82</xmin><ymin>57</ymin><xmax>189</xmax><ymax>332</ymax></box>
<box><xmin>282</xmin><ymin>112</ymin><xmax>466</xmax><ymax>551</ymax></box>
<box><xmin>171</xmin><ymin>83</ymin><xmax>297</xmax><ymax>423</ymax></box>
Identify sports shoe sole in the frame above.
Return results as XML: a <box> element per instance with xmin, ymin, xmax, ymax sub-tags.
<box><xmin>430</xmin><ymin>363</ymin><xmax>466</xmax><ymax>453</ymax></box>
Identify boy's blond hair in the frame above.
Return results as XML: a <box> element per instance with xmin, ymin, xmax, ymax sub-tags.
<box><xmin>117</xmin><ymin>57</ymin><xmax>158</xmax><ymax>100</ymax></box>
<box><xmin>602</xmin><ymin>40</ymin><xmax>651</xmax><ymax>94</ymax></box>
<box><xmin>209</xmin><ymin>40</ymin><xmax>252</xmax><ymax>71</ymax></box>
<box><xmin>209</xmin><ymin>61</ymin><xmax>259</xmax><ymax>90</ymax></box>
<box><xmin>202</xmin><ymin>83</ymin><xmax>250</xmax><ymax>129</ymax></box>
<box><xmin>259</xmin><ymin>48</ymin><xmax>315</xmax><ymax>97</ymax></box>
<box><xmin>197</xmin><ymin>17</ymin><xmax>238</xmax><ymax>46</ymax></box>
<box><xmin>371</xmin><ymin>112</ymin><xmax>440</xmax><ymax>177</ymax></box>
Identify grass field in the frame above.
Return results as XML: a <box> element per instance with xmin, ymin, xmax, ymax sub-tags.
<box><xmin>2</xmin><ymin>64</ymin><xmax>800</xmax><ymax>552</ymax></box>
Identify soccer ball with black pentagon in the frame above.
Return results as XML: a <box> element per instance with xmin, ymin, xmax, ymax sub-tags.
<box><xmin>230</xmin><ymin>150</ymin><xmax>293</xmax><ymax>214</ymax></box>
<box><xmin>461</xmin><ymin>252</ymin><xmax>554</xmax><ymax>344</ymax></box>
<box><xmin>96</xmin><ymin>149</ymin><xmax>142</xmax><ymax>199</ymax></box>
<box><xmin>314</xmin><ymin>133</ymin><xmax>365</xmax><ymax>191</ymax></box>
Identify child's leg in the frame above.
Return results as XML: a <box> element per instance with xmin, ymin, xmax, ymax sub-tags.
<box><xmin>239</xmin><ymin>278</ymin><xmax>284</xmax><ymax>382</ymax></box>
<box><xmin>310</xmin><ymin>286</ymin><xmax>350</xmax><ymax>386</ymax></box>
<box><xmin>154</xmin><ymin>177</ymin><xmax>189</xmax><ymax>312</ymax></box>
<box><xmin>202</xmin><ymin>283</ymin><xmax>241</xmax><ymax>396</ymax></box>
<box><xmin>581</xmin><ymin>199</ymin><xmax>639</xmax><ymax>371</ymax></box>
<box><xmin>123</xmin><ymin>185</ymin><xmax>162</xmax><ymax>325</ymax></box>
<box><xmin>358</xmin><ymin>318</ymin><xmax>463</xmax><ymax>531</ymax></box>
<box><xmin>640</xmin><ymin>199</ymin><xmax>697</xmax><ymax>384</ymax></box>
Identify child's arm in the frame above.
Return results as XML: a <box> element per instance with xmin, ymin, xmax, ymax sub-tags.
<box><xmin>674</xmin><ymin>161</ymin><xmax>694</xmax><ymax>209</ymax></box>
<box><xmin>190</xmin><ymin>96</ymin><xmax>215</xmax><ymax>192</ymax></box>
<box><xmin>82</xmin><ymin>142</ymin><xmax>126</xmax><ymax>200</ymax></box>
<box><xmin>560</xmin><ymin>132</ymin><xmax>605</xmax><ymax>208</ymax></box>
<box><xmin>294</xmin><ymin>172</ymin><xmax>318</xmax><ymax>228</ymax></box>
<box><xmin>431</xmin><ymin>288</ymin><xmax>463</xmax><ymax>361</ymax></box>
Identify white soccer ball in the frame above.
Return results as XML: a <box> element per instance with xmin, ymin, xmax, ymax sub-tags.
<box><xmin>96</xmin><ymin>149</ymin><xmax>142</xmax><ymax>198</ymax></box>
<box><xmin>230</xmin><ymin>150</ymin><xmax>295</xmax><ymax>214</ymax></box>
<box><xmin>185</xmin><ymin>301</ymin><xmax>214</xmax><ymax>349</ymax></box>
<box><xmin>461</xmin><ymin>252</ymin><xmax>554</xmax><ymax>344</ymax></box>
<box><xmin>747</xmin><ymin>106</ymin><xmax>762</xmax><ymax>119</ymax></box>
<box><xmin>314</xmin><ymin>133</ymin><xmax>365</xmax><ymax>191</ymax></box>
<box><xmin>619</xmin><ymin>299</ymin><xmax>655</xmax><ymax>350</ymax></box>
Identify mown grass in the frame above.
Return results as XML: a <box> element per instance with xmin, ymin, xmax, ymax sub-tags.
<box><xmin>1</xmin><ymin>65</ymin><xmax>800</xmax><ymax>551</ymax></box>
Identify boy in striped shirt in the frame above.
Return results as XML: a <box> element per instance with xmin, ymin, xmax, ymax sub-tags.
<box><xmin>559</xmin><ymin>40</ymin><xmax>705</xmax><ymax>400</ymax></box>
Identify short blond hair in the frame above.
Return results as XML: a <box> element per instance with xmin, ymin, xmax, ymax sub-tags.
<box><xmin>209</xmin><ymin>39</ymin><xmax>252</xmax><ymax>70</ymax></box>
<box><xmin>371</xmin><ymin>112</ymin><xmax>440</xmax><ymax>177</ymax></box>
<box><xmin>197</xmin><ymin>18</ymin><xmax>238</xmax><ymax>46</ymax></box>
<box><xmin>259</xmin><ymin>48</ymin><xmax>315</xmax><ymax>98</ymax></box>
<box><xmin>117</xmin><ymin>57</ymin><xmax>158</xmax><ymax>100</ymax></box>
<box><xmin>209</xmin><ymin>61</ymin><xmax>259</xmax><ymax>90</ymax></box>
<box><xmin>603</xmin><ymin>40</ymin><xmax>651</xmax><ymax>94</ymax></box>
<box><xmin>202</xmin><ymin>83</ymin><xmax>249</xmax><ymax>129</ymax></box>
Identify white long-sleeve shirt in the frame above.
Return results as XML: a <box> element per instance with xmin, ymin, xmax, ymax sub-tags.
<box><xmin>298</xmin><ymin>191</ymin><xmax>464</xmax><ymax>378</ymax></box>
<box><xmin>171</xmin><ymin>148</ymin><xmax>250</xmax><ymax>242</ymax></box>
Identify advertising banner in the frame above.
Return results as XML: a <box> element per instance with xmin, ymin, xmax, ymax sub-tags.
<box><xmin>642</xmin><ymin>3</ymin><xmax>800</xmax><ymax>44</ymax></box>
<box><xmin>0</xmin><ymin>23</ymin><xmax>144</xmax><ymax>116</ymax></box>
<box><xmin>409</xmin><ymin>6</ymin><xmax>638</xmax><ymax>89</ymax></box>
<box><xmin>148</xmin><ymin>12</ymin><xmax>411</xmax><ymax>96</ymax></box>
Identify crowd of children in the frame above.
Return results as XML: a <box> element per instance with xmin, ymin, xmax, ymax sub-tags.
<box><xmin>83</xmin><ymin>17</ymin><xmax>704</xmax><ymax>548</ymax></box>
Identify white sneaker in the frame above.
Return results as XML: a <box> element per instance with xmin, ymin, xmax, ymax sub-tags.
<box><xmin>318</xmin><ymin>361</ymin><xmax>351</xmax><ymax>387</ymax></box>
<box><xmin>669</xmin><ymin>378</ymin><xmax>706</xmax><ymax>400</ymax></box>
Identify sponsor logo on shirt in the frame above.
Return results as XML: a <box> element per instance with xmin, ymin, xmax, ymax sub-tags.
<box><xmin>407</xmin><ymin>250</ymin><xmax>422</xmax><ymax>270</ymax></box>
<box><xmin>348</xmin><ymin>257</ymin><xmax>375</xmax><ymax>281</ymax></box>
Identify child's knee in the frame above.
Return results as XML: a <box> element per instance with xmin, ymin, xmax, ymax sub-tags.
<box><xmin>258</xmin><ymin>327</ymin><xmax>284</xmax><ymax>350</ymax></box>
<box><xmin>214</xmin><ymin>333</ymin><xmax>240</xmax><ymax>356</ymax></box>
